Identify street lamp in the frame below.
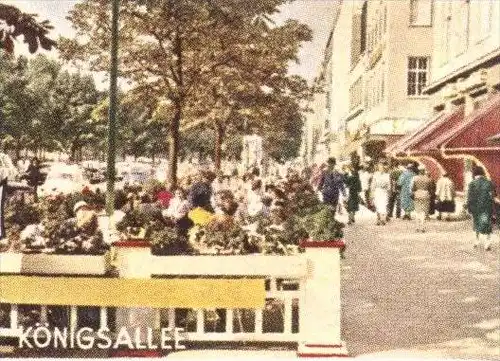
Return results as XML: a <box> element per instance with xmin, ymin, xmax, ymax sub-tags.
<box><xmin>105</xmin><ymin>0</ymin><xmax>120</xmax><ymax>216</ymax></box>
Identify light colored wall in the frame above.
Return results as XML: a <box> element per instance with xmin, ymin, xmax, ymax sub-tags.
<box><xmin>330</xmin><ymin>0</ymin><xmax>356</xmax><ymax>155</ymax></box>
<box><xmin>431</xmin><ymin>0</ymin><xmax>500</xmax><ymax>85</ymax></box>
<box><xmin>383</xmin><ymin>0</ymin><xmax>433</xmax><ymax>128</ymax></box>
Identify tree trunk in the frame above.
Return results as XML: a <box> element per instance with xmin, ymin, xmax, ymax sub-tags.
<box><xmin>214</xmin><ymin>123</ymin><xmax>224</xmax><ymax>171</ymax></box>
<box><xmin>168</xmin><ymin>105</ymin><xmax>181</xmax><ymax>188</ymax></box>
<box><xmin>14</xmin><ymin>140</ymin><xmax>22</xmax><ymax>162</ymax></box>
<box><xmin>70</xmin><ymin>142</ymin><xmax>77</xmax><ymax>163</ymax></box>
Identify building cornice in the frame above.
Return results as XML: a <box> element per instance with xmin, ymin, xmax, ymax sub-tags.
<box><xmin>424</xmin><ymin>48</ymin><xmax>500</xmax><ymax>95</ymax></box>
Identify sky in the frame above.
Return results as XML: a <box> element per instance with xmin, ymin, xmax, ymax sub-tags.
<box><xmin>3</xmin><ymin>0</ymin><xmax>337</xmax><ymax>83</ymax></box>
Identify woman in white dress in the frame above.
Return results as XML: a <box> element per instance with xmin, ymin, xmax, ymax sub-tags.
<box><xmin>370</xmin><ymin>162</ymin><xmax>391</xmax><ymax>225</ymax></box>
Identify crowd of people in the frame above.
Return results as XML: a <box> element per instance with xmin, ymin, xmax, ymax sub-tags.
<box><xmin>308</xmin><ymin>157</ymin><xmax>497</xmax><ymax>251</ymax></box>
<box><xmin>8</xmin><ymin>153</ymin><xmax>497</xmax><ymax>253</ymax></box>
<box><xmin>109</xmin><ymin>155</ymin><xmax>496</xmax><ymax>252</ymax></box>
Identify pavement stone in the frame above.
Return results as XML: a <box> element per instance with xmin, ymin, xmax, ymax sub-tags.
<box><xmin>340</xmin><ymin>208</ymin><xmax>500</xmax><ymax>360</ymax></box>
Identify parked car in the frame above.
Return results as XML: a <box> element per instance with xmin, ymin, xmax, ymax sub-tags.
<box><xmin>38</xmin><ymin>164</ymin><xmax>86</xmax><ymax>197</ymax></box>
<box><xmin>122</xmin><ymin>163</ymin><xmax>153</xmax><ymax>186</ymax></box>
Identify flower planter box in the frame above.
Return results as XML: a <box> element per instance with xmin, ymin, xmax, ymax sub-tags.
<box><xmin>299</xmin><ymin>239</ymin><xmax>345</xmax><ymax>248</ymax></box>
<box><xmin>0</xmin><ymin>252</ymin><xmax>23</xmax><ymax>274</ymax></box>
<box><xmin>0</xmin><ymin>253</ymin><xmax>108</xmax><ymax>275</ymax></box>
<box><xmin>112</xmin><ymin>240</ymin><xmax>152</xmax><ymax>278</ymax></box>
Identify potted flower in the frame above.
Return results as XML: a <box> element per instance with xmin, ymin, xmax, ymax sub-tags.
<box><xmin>149</xmin><ymin>220</ymin><xmax>193</xmax><ymax>256</ymax></box>
<box><xmin>116</xmin><ymin>209</ymin><xmax>149</xmax><ymax>240</ymax></box>
<box><xmin>299</xmin><ymin>205</ymin><xmax>346</xmax><ymax>256</ymax></box>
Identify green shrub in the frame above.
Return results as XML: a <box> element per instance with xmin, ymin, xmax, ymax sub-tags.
<box><xmin>300</xmin><ymin>204</ymin><xmax>344</xmax><ymax>240</ymax></box>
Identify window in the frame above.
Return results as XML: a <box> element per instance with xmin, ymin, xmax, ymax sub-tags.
<box><xmin>350</xmin><ymin>13</ymin><xmax>362</xmax><ymax>67</ymax></box>
<box><xmin>360</xmin><ymin>2</ymin><xmax>368</xmax><ymax>53</ymax></box>
<box><xmin>410</xmin><ymin>0</ymin><xmax>433</xmax><ymax>26</ymax></box>
<box><xmin>441</xmin><ymin>2</ymin><xmax>452</xmax><ymax>65</ymax></box>
<box><xmin>407</xmin><ymin>57</ymin><xmax>429</xmax><ymax>96</ymax></box>
<box><xmin>451</xmin><ymin>1</ymin><xmax>469</xmax><ymax>56</ymax></box>
<box><xmin>459</xmin><ymin>0</ymin><xmax>470</xmax><ymax>53</ymax></box>
<box><xmin>349</xmin><ymin>78</ymin><xmax>363</xmax><ymax>111</ymax></box>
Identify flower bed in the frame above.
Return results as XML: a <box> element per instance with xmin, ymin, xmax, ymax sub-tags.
<box><xmin>1</xmin><ymin>175</ymin><xmax>345</xmax><ymax>259</ymax></box>
<box><xmin>113</xmin><ymin>175</ymin><xmax>345</xmax><ymax>257</ymax></box>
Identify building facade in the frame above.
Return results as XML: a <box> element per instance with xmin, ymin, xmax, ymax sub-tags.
<box><xmin>301</xmin><ymin>1</ymin><xmax>341</xmax><ymax>165</ymax></box>
<box><xmin>302</xmin><ymin>0</ymin><xmax>435</xmax><ymax>164</ymax></box>
<box><xmin>345</xmin><ymin>0</ymin><xmax>434</xmax><ymax>162</ymax></box>
<box><xmin>387</xmin><ymin>0</ymin><xmax>500</xmax><ymax>197</ymax></box>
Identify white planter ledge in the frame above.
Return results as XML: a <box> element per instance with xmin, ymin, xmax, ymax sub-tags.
<box><xmin>0</xmin><ymin>253</ymin><xmax>108</xmax><ymax>275</ymax></box>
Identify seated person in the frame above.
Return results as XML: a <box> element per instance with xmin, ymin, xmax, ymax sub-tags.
<box><xmin>53</xmin><ymin>201</ymin><xmax>106</xmax><ymax>254</ymax></box>
<box><xmin>164</xmin><ymin>188</ymin><xmax>190</xmax><ymax>220</ymax></box>
<box><xmin>202</xmin><ymin>190</ymin><xmax>239</xmax><ymax>231</ymax></box>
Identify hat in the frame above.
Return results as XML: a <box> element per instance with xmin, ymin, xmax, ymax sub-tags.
<box><xmin>73</xmin><ymin>201</ymin><xmax>89</xmax><ymax>213</ymax></box>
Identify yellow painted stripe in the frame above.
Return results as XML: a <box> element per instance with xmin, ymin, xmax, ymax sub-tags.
<box><xmin>0</xmin><ymin>276</ymin><xmax>265</xmax><ymax>309</ymax></box>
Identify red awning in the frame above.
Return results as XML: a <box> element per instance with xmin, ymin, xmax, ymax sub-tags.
<box><xmin>442</xmin><ymin>93</ymin><xmax>500</xmax><ymax>189</ymax></box>
<box><xmin>385</xmin><ymin>107</ymin><xmax>464</xmax><ymax>157</ymax></box>
<box><xmin>384</xmin><ymin>114</ymin><xmax>443</xmax><ymax>156</ymax></box>
<box><xmin>407</xmin><ymin>106</ymin><xmax>465</xmax><ymax>156</ymax></box>
<box><xmin>384</xmin><ymin>106</ymin><xmax>466</xmax><ymax>191</ymax></box>
<box><xmin>443</xmin><ymin>93</ymin><xmax>500</xmax><ymax>151</ymax></box>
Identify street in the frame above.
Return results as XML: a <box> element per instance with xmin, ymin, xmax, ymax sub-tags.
<box><xmin>341</xmin><ymin>209</ymin><xmax>500</xmax><ymax>359</ymax></box>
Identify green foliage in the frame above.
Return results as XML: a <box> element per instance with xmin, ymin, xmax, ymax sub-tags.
<box><xmin>300</xmin><ymin>205</ymin><xmax>345</xmax><ymax>240</ymax></box>
<box><xmin>51</xmin><ymin>221</ymin><xmax>107</xmax><ymax>255</ymax></box>
<box><xmin>61</xmin><ymin>0</ymin><xmax>315</xmax><ymax>184</ymax></box>
<box><xmin>4</xmin><ymin>195</ymin><xmax>41</xmax><ymax>231</ymax></box>
<box><xmin>61</xmin><ymin>190</ymin><xmax>105</xmax><ymax>218</ymax></box>
<box><xmin>0</xmin><ymin>53</ymin><xmax>100</xmax><ymax>159</ymax></box>
<box><xmin>149</xmin><ymin>224</ymin><xmax>193</xmax><ymax>256</ymax></box>
<box><xmin>0</xmin><ymin>4</ymin><xmax>56</xmax><ymax>54</ymax></box>
<box><xmin>116</xmin><ymin>209</ymin><xmax>150</xmax><ymax>237</ymax></box>
<box><xmin>39</xmin><ymin>195</ymin><xmax>69</xmax><ymax>242</ymax></box>
<box><xmin>142</xmin><ymin>179</ymin><xmax>164</xmax><ymax>198</ymax></box>
<box><xmin>201</xmin><ymin>223</ymin><xmax>251</xmax><ymax>254</ymax></box>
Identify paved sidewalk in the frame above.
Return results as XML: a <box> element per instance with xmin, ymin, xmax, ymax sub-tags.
<box><xmin>165</xmin><ymin>210</ymin><xmax>499</xmax><ymax>360</ymax></box>
<box><xmin>340</xmin><ymin>208</ymin><xmax>499</xmax><ymax>359</ymax></box>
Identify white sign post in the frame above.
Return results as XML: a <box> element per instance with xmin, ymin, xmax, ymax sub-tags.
<box><xmin>242</xmin><ymin>134</ymin><xmax>263</xmax><ymax>172</ymax></box>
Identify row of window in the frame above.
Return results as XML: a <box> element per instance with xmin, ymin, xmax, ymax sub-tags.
<box><xmin>437</xmin><ymin>0</ymin><xmax>495</xmax><ymax>67</ymax></box>
<box><xmin>365</xmin><ymin>62</ymin><xmax>386</xmax><ymax>110</ymax></box>
<box><xmin>347</xmin><ymin>55</ymin><xmax>429</xmax><ymax>111</ymax></box>
<box><xmin>367</xmin><ymin>5</ymin><xmax>387</xmax><ymax>54</ymax></box>
<box><xmin>349</xmin><ymin>78</ymin><xmax>363</xmax><ymax>112</ymax></box>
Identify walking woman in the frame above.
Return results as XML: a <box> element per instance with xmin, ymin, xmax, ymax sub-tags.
<box><xmin>371</xmin><ymin>161</ymin><xmax>391</xmax><ymax>225</ymax></box>
<box><xmin>398</xmin><ymin>163</ymin><xmax>416</xmax><ymax>220</ymax></box>
<box><xmin>435</xmin><ymin>173</ymin><xmax>456</xmax><ymax>220</ymax></box>
<box><xmin>344</xmin><ymin>165</ymin><xmax>362</xmax><ymax>225</ymax></box>
<box><xmin>467</xmin><ymin>166</ymin><xmax>496</xmax><ymax>251</ymax></box>
<box><xmin>412</xmin><ymin>166</ymin><xmax>433</xmax><ymax>232</ymax></box>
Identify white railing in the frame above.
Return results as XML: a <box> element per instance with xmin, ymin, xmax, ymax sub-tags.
<box><xmin>0</xmin><ymin>240</ymin><xmax>347</xmax><ymax>357</ymax></box>
<box><xmin>148</xmin><ymin>255</ymin><xmax>305</xmax><ymax>342</ymax></box>
<box><xmin>0</xmin><ymin>305</ymin><xmax>110</xmax><ymax>338</ymax></box>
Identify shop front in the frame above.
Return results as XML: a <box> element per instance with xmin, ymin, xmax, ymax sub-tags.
<box><xmin>386</xmin><ymin>92</ymin><xmax>500</xmax><ymax>198</ymax></box>
<box><xmin>386</xmin><ymin>106</ymin><xmax>466</xmax><ymax>191</ymax></box>
<box><xmin>440</xmin><ymin>93</ymin><xmax>500</xmax><ymax>199</ymax></box>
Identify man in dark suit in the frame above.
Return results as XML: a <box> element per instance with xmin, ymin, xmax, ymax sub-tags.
<box><xmin>319</xmin><ymin>157</ymin><xmax>346</xmax><ymax>214</ymax></box>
